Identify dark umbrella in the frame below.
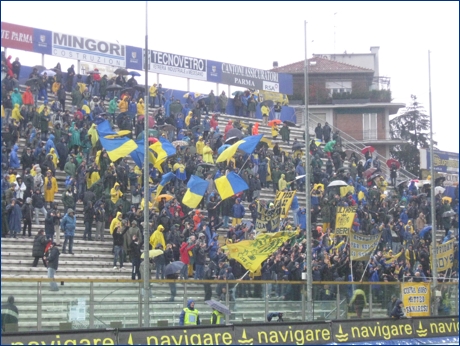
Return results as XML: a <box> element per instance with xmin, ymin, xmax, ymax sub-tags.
<box><xmin>224</xmin><ymin>136</ymin><xmax>240</xmax><ymax>144</ymax></box>
<box><xmin>32</xmin><ymin>65</ymin><xmax>46</xmax><ymax>71</ymax></box>
<box><xmin>133</xmin><ymin>85</ymin><xmax>145</xmax><ymax>92</ymax></box>
<box><xmin>232</xmin><ymin>91</ymin><xmax>244</xmax><ymax>96</ymax></box>
<box><xmin>416</xmin><ymin>193</ymin><xmax>427</xmax><ymax>199</ymax></box>
<box><xmin>191</xmin><ymin>125</ymin><xmax>204</xmax><ymax>133</ymax></box>
<box><xmin>435</xmin><ymin>177</ymin><xmax>446</xmax><ymax>186</ymax></box>
<box><xmin>226</xmin><ymin>128</ymin><xmax>243</xmax><ymax>139</ymax></box>
<box><xmin>292</xmin><ymin>143</ymin><xmax>303</xmax><ymax>151</ymax></box>
<box><xmin>106</xmin><ymin>84</ymin><xmax>122</xmax><ymax>91</ymax></box>
<box><xmin>443</xmin><ymin>210</ymin><xmax>456</xmax><ymax>218</ymax></box>
<box><xmin>114</xmin><ymin>68</ymin><xmax>129</xmax><ymax>75</ymax></box>
<box><xmin>128</xmin><ymin>71</ymin><xmax>141</xmax><ymax>77</ymax></box>
<box><xmin>121</xmin><ymin>87</ymin><xmax>134</xmax><ymax>94</ymax></box>
<box><xmin>164</xmin><ymin>261</ymin><xmax>185</xmax><ymax>276</ymax></box>
<box><xmin>368</xmin><ymin>172</ymin><xmax>381</xmax><ymax>181</ymax></box>
<box><xmin>198</xmin><ymin>163</ymin><xmax>216</xmax><ymax>169</ymax></box>
<box><xmin>337</xmin><ymin>167</ymin><xmax>349</xmax><ymax>174</ymax></box>
<box><xmin>25</xmin><ymin>78</ymin><xmax>39</xmax><ymax>87</ymax></box>
<box><xmin>363</xmin><ymin>167</ymin><xmax>377</xmax><ymax>178</ymax></box>
<box><xmin>159</xmin><ymin>124</ymin><xmax>176</xmax><ymax>132</ymax></box>
<box><xmin>205</xmin><ymin>300</ymin><xmax>230</xmax><ymax>315</ymax></box>
<box><xmin>283</xmin><ymin>120</ymin><xmax>297</xmax><ymax>127</ymax></box>
<box><xmin>396</xmin><ymin>178</ymin><xmax>410</xmax><ymax>187</ymax></box>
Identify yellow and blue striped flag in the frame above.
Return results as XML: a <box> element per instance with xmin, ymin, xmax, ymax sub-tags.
<box><xmin>156</xmin><ymin>172</ymin><xmax>176</xmax><ymax>198</ymax></box>
<box><xmin>98</xmin><ymin>136</ymin><xmax>138</xmax><ymax>162</ymax></box>
<box><xmin>149</xmin><ymin>137</ymin><xmax>176</xmax><ymax>172</ymax></box>
<box><xmin>182</xmin><ymin>175</ymin><xmax>209</xmax><ymax>208</ymax></box>
<box><xmin>96</xmin><ymin>120</ymin><xmax>131</xmax><ymax>138</ymax></box>
<box><xmin>215</xmin><ymin>172</ymin><xmax>249</xmax><ymax>200</ymax></box>
<box><xmin>217</xmin><ymin>134</ymin><xmax>263</xmax><ymax>162</ymax></box>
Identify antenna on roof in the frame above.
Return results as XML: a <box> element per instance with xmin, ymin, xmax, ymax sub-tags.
<box><xmin>334</xmin><ymin>12</ymin><xmax>337</xmax><ymax>53</ymax></box>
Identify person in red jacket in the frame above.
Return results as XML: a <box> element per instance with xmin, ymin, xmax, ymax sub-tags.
<box><xmin>22</xmin><ymin>87</ymin><xmax>35</xmax><ymax>113</ymax></box>
<box><xmin>180</xmin><ymin>237</ymin><xmax>196</xmax><ymax>279</ymax></box>
<box><xmin>210</xmin><ymin>114</ymin><xmax>218</xmax><ymax>130</ymax></box>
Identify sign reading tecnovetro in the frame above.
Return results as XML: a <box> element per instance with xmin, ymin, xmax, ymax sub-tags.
<box><xmin>148</xmin><ymin>50</ymin><xmax>207</xmax><ymax>80</ymax></box>
<box><xmin>52</xmin><ymin>32</ymin><xmax>126</xmax><ymax>67</ymax></box>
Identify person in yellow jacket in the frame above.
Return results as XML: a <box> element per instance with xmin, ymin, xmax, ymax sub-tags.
<box><xmin>11</xmin><ymin>104</ymin><xmax>23</xmax><ymax>122</ymax></box>
<box><xmin>139</xmin><ymin>197</ymin><xmax>153</xmax><ymax>211</ymax></box>
<box><xmin>196</xmin><ymin>137</ymin><xmax>205</xmax><ymax>156</ymax></box>
<box><xmin>278</xmin><ymin>174</ymin><xmax>287</xmax><ymax>191</ymax></box>
<box><xmin>149</xmin><ymin>84</ymin><xmax>158</xmax><ymax>108</ymax></box>
<box><xmin>271</xmin><ymin>125</ymin><xmax>279</xmax><ymax>139</ymax></box>
<box><xmin>88</xmin><ymin>124</ymin><xmax>99</xmax><ymax>147</ymax></box>
<box><xmin>110</xmin><ymin>212</ymin><xmax>123</xmax><ymax>235</ymax></box>
<box><xmin>49</xmin><ymin>148</ymin><xmax>59</xmax><ymax>167</ymax></box>
<box><xmin>202</xmin><ymin>142</ymin><xmax>214</xmax><ymax>163</ymax></box>
<box><xmin>261</xmin><ymin>104</ymin><xmax>270</xmax><ymax>125</ymax></box>
<box><xmin>185</xmin><ymin>111</ymin><xmax>193</xmax><ymax>128</ymax></box>
<box><xmin>149</xmin><ymin>225</ymin><xmax>166</xmax><ymax>249</ymax></box>
<box><xmin>119</xmin><ymin>96</ymin><xmax>129</xmax><ymax>113</ymax></box>
<box><xmin>137</xmin><ymin>98</ymin><xmax>145</xmax><ymax>116</ymax></box>
<box><xmin>44</xmin><ymin>170</ymin><xmax>58</xmax><ymax>206</ymax></box>
<box><xmin>110</xmin><ymin>182</ymin><xmax>123</xmax><ymax>204</ymax></box>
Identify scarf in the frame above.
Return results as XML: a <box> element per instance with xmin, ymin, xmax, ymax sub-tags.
<box><xmin>46</xmin><ymin>177</ymin><xmax>52</xmax><ymax>189</ymax></box>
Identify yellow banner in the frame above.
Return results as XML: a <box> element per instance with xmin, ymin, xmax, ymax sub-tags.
<box><xmin>335</xmin><ymin>206</ymin><xmax>357</xmax><ymax>235</ymax></box>
<box><xmin>275</xmin><ymin>190</ymin><xmax>296</xmax><ymax>218</ymax></box>
<box><xmin>255</xmin><ymin>191</ymin><xmax>296</xmax><ymax>232</ymax></box>
<box><xmin>339</xmin><ymin>185</ymin><xmax>355</xmax><ymax>197</ymax></box>
<box><xmin>226</xmin><ymin>231</ymin><xmax>298</xmax><ymax>272</ymax></box>
<box><xmin>401</xmin><ymin>282</ymin><xmax>430</xmax><ymax>317</ymax></box>
<box><xmin>350</xmin><ymin>231</ymin><xmax>381</xmax><ymax>261</ymax></box>
<box><xmin>434</xmin><ymin>239</ymin><xmax>455</xmax><ymax>272</ymax></box>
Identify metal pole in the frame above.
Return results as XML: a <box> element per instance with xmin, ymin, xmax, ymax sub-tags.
<box><xmin>304</xmin><ymin>20</ymin><xmax>313</xmax><ymax>322</ymax></box>
<box><xmin>89</xmin><ymin>282</ymin><xmax>94</xmax><ymax>328</ymax></box>
<box><xmin>143</xmin><ymin>0</ymin><xmax>151</xmax><ymax>327</ymax></box>
<box><xmin>37</xmin><ymin>281</ymin><xmax>42</xmax><ymax>331</ymax></box>
<box><xmin>428</xmin><ymin>50</ymin><xmax>438</xmax><ymax>316</ymax></box>
<box><xmin>336</xmin><ymin>284</ymin><xmax>340</xmax><ymax>320</ymax></box>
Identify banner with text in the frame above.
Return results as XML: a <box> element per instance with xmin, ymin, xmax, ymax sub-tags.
<box><xmin>420</xmin><ymin>148</ymin><xmax>459</xmax><ymax>174</ymax></box>
<box><xmin>147</xmin><ymin>49</ymin><xmax>207</xmax><ymax>80</ymax></box>
<box><xmin>1</xmin><ymin>22</ymin><xmax>34</xmax><ymax>51</ymax></box>
<box><xmin>275</xmin><ymin>190</ymin><xmax>296</xmax><ymax>218</ymax></box>
<box><xmin>401</xmin><ymin>282</ymin><xmax>431</xmax><ymax>317</ymax></box>
<box><xmin>335</xmin><ymin>206</ymin><xmax>357</xmax><ymax>235</ymax></box>
<box><xmin>350</xmin><ymin>231</ymin><xmax>381</xmax><ymax>261</ymax></box>
<box><xmin>434</xmin><ymin>238</ymin><xmax>455</xmax><ymax>272</ymax></box>
<box><xmin>226</xmin><ymin>230</ymin><xmax>298</xmax><ymax>272</ymax></box>
<box><xmin>52</xmin><ymin>31</ymin><xmax>126</xmax><ymax>67</ymax></box>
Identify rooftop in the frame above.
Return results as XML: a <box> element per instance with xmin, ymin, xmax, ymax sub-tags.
<box><xmin>271</xmin><ymin>57</ymin><xmax>374</xmax><ymax>75</ymax></box>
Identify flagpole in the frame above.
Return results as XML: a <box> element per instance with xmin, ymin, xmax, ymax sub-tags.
<box><xmin>143</xmin><ymin>0</ymin><xmax>150</xmax><ymax>327</ymax></box>
<box><xmin>428</xmin><ymin>49</ymin><xmax>438</xmax><ymax>315</ymax></box>
<box><xmin>304</xmin><ymin>20</ymin><xmax>313</xmax><ymax>322</ymax></box>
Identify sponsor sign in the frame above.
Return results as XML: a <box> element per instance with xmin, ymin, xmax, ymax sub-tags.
<box><xmin>350</xmin><ymin>231</ymin><xmax>381</xmax><ymax>261</ymax></box>
<box><xmin>420</xmin><ymin>148</ymin><xmax>459</xmax><ymax>174</ymax></box>
<box><xmin>126</xmin><ymin>45</ymin><xmax>143</xmax><ymax>71</ymax></box>
<box><xmin>335</xmin><ymin>206</ymin><xmax>357</xmax><ymax>235</ymax></box>
<box><xmin>1</xmin><ymin>22</ymin><xmax>33</xmax><ymax>51</ymax></box>
<box><xmin>434</xmin><ymin>238</ymin><xmax>455</xmax><ymax>272</ymax></box>
<box><xmin>3</xmin><ymin>318</ymin><xmax>457</xmax><ymax>345</ymax></box>
<box><xmin>148</xmin><ymin>50</ymin><xmax>207</xmax><ymax>80</ymax></box>
<box><xmin>52</xmin><ymin>32</ymin><xmax>126</xmax><ymax>67</ymax></box>
<box><xmin>33</xmin><ymin>28</ymin><xmax>52</xmax><ymax>55</ymax></box>
<box><xmin>401</xmin><ymin>282</ymin><xmax>431</xmax><ymax>317</ymax></box>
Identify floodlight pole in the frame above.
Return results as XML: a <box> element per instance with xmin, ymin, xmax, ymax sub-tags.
<box><xmin>304</xmin><ymin>20</ymin><xmax>313</xmax><ymax>322</ymax></box>
<box><xmin>143</xmin><ymin>0</ymin><xmax>151</xmax><ymax>327</ymax></box>
<box><xmin>428</xmin><ymin>50</ymin><xmax>438</xmax><ymax>314</ymax></box>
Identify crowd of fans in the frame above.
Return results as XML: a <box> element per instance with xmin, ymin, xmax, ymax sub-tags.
<box><xmin>1</xmin><ymin>54</ymin><xmax>458</xmax><ymax>315</ymax></box>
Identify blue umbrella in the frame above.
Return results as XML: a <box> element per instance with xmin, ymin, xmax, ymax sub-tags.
<box><xmin>195</xmin><ymin>95</ymin><xmax>208</xmax><ymax>102</ymax></box>
<box><xmin>205</xmin><ymin>300</ymin><xmax>230</xmax><ymax>315</ymax></box>
<box><xmin>128</xmin><ymin>71</ymin><xmax>141</xmax><ymax>77</ymax></box>
<box><xmin>218</xmin><ymin>144</ymin><xmax>231</xmax><ymax>155</ymax></box>
<box><xmin>164</xmin><ymin>261</ymin><xmax>185</xmax><ymax>276</ymax></box>
<box><xmin>419</xmin><ymin>226</ymin><xmax>432</xmax><ymax>238</ymax></box>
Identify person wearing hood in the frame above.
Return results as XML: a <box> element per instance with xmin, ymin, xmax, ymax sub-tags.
<box><xmin>278</xmin><ymin>174</ymin><xmax>287</xmax><ymax>191</ymax></box>
<box><xmin>261</xmin><ymin>103</ymin><xmax>270</xmax><ymax>125</ymax></box>
<box><xmin>21</xmin><ymin>197</ymin><xmax>34</xmax><ymax>237</ymax></box>
<box><xmin>137</xmin><ymin>98</ymin><xmax>145</xmax><ymax>116</ymax></box>
<box><xmin>149</xmin><ymin>225</ymin><xmax>166</xmax><ymax>250</ymax></box>
<box><xmin>110</xmin><ymin>182</ymin><xmax>123</xmax><ymax>204</ymax></box>
<box><xmin>32</xmin><ymin>229</ymin><xmax>47</xmax><ymax>267</ymax></box>
<box><xmin>119</xmin><ymin>96</ymin><xmax>129</xmax><ymax>115</ymax></box>
<box><xmin>108</xmin><ymin>96</ymin><xmax>118</xmax><ymax>121</ymax></box>
<box><xmin>60</xmin><ymin>209</ymin><xmax>76</xmax><ymax>254</ymax></box>
<box><xmin>110</xmin><ymin>211</ymin><xmax>123</xmax><ymax>235</ymax></box>
<box><xmin>252</xmin><ymin>122</ymin><xmax>259</xmax><ymax>135</ymax></box>
<box><xmin>179</xmin><ymin>299</ymin><xmax>200</xmax><ymax>326</ymax></box>
<box><xmin>44</xmin><ymin>170</ymin><xmax>58</xmax><ymax>208</ymax></box>
<box><xmin>210</xmin><ymin>114</ymin><xmax>218</xmax><ymax>130</ymax></box>
<box><xmin>14</xmin><ymin>175</ymin><xmax>26</xmax><ymax>200</ymax></box>
<box><xmin>185</xmin><ymin>111</ymin><xmax>193</xmax><ymax>128</ymax></box>
<box><xmin>218</xmin><ymin>91</ymin><xmax>228</xmax><ymax>114</ymax></box>
<box><xmin>45</xmin><ymin>242</ymin><xmax>60</xmax><ymax>291</ymax></box>
<box><xmin>202</xmin><ymin>142</ymin><xmax>214</xmax><ymax>164</ymax></box>
<box><xmin>11</xmin><ymin>104</ymin><xmax>23</xmax><ymax>126</ymax></box>
<box><xmin>224</xmin><ymin>120</ymin><xmax>233</xmax><ymax>138</ymax></box>
<box><xmin>390</xmin><ymin>299</ymin><xmax>405</xmax><ymax>319</ymax></box>
<box><xmin>6</xmin><ymin>199</ymin><xmax>22</xmax><ymax>238</ymax></box>
<box><xmin>11</xmin><ymin>88</ymin><xmax>22</xmax><ymax>108</ymax></box>
<box><xmin>9</xmin><ymin>145</ymin><xmax>20</xmax><ymax>169</ymax></box>
<box><xmin>195</xmin><ymin>136</ymin><xmax>204</xmax><ymax>156</ymax></box>
<box><xmin>45</xmin><ymin>133</ymin><xmax>58</xmax><ymax>155</ymax></box>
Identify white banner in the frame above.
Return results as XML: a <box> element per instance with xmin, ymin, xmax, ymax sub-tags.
<box><xmin>149</xmin><ymin>50</ymin><xmax>207</xmax><ymax>80</ymax></box>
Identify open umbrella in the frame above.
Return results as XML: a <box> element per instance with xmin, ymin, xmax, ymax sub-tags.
<box><xmin>218</xmin><ymin>144</ymin><xmax>231</xmax><ymax>155</ymax></box>
<box><xmin>140</xmin><ymin>249</ymin><xmax>164</xmax><ymax>259</ymax></box>
<box><xmin>363</xmin><ymin>167</ymin><xmax>377</xmax><ymax>178</ymax></box>
<box><xmin>283</xmin><ymin>120</ymin><xmax>297</xmax><ymax>127</ymax></box>
<box><xmin>156</xmin><ymin>194</ymin><xmax>174</xmax><ymax>202</ymax></box>
<box><xmin>224</xmin><ymin>136</ymin><xmax>240</xmax><ymax>144</ymax></box>
<box><xmin>25</xmin><ymin>78</ymin><xmax>39</xmax><ymax>86</ymax></box>
<box><xmin>106</xmin><ymin>84</ymin><xmax>123</xmax><ymax>91</ymax></box>
<box><xmin>396</xmin><ymin>178</ymin><xmax>410</xmax><ymax>187</ymax></box>
<box><xmin>133</xmin><ymin>85</ymin><xmax>145</xmax><ymax>92</ymax></box>
<box><xmin>160</xmin><ymin>124</ymin><xmax>176</xmax><ymax>132</ymax></box>
<box><xmin>368</xmin><ymin>172</ymin><xmax>381</xmax><ymax>181</ymax></box>
<box><xmin>198</xmin><ymin>163</ymin><xmax>215</xmax><ymax>169</ymax></box>
<box><xmin>114</xmin><ymin>68</ymin><xmax>129</xmax><ymax>75</ymax></box>
<box><xmin>386</xmin><ymin>158</ymin><xmax>400</xmax><ymax>169</ymax></box>
<box><xmin>32</xmin><ymin>65</ymin><xmax>46</xmax><ymax>71</ymax></box>
<box><xmin>205</xmin><ymin>300</ymin><xmax>230</xmax><ymax>315</ymax></box>
<box><xmin>435</xmin><ymin>186</ymin><xmax>445</xmax><ymax>195</ymax></box>
<box><xmin>191</xmin><ymin>125</ymin><xmax>204</xmax><ymax>133</ymax></box>
<box><xmin>443</xmin><ymin>210</ymin><xmax>456</xmax><ymax>218</ymax></box>
<box><xmin>172</xmin><ymin>140</ymin><xmax>188</xmax><ymax>147</ymax></box>
<box><xmin>361</xmin><ymin>146</ymin><xmax>375</xmax><ymax>154</ymax></box>
<box><xmin>268</xmin><ymin>119</ymin><xmax>282</xmax><ymax>127</ymax></box>
<box><xmin>40</xmin><ymin>69</ymin><xmax>56</xmax><ymax>77</ymax></box>
<box><xmin>292</xmin><ymin>143</ymin><xmax>304</xmax><ymax>151</ymax></box>
<box><xmin>164</xmin><ymin>261</ymin><xmax>185</xmax><ymax>276</ymax></box>
<box><xmin>232</xmin><ymin>91</ymin><xmax>244</xmax><ymax>96</ymax></box>
<box><xmin>226</xmin><ymin>128</ymin><xmax>243</xmax><ymax>140</ymax></box>
<box><xmin>435</xmin><ymin>177</ymin><xmax>446</xmax><ymax>186</ymax></box>
<box><xmin>419</xmin><ymin>226</ymin><xmax>432</xmax><ymax>238</ymax></box>
<box><xmin>327</xmin><ymin>180</ymin><xmax>348</xmax><ymax>187</ymax></box>
<box><xmin>196</xmin><ymin>95</ymin><xmax>208</xmax><ymax>102</ymax></box>
<box><xmin>121</xmin><ymin>87</ymin><xmax>134</xmax><ymax>94</ymax></box>
<box><xmin>337</xmin><ymin>167</ymin><xmax>349</xmax><ymax>174</ymax></box>
<box><xmin>128</xmin><ymin>71</ymin><xmax>141</xmax><ymax>77</ymax></box>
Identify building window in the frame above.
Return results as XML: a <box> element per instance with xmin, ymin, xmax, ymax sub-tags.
<box><xmin>326</xmin><ymin>81</ymin><xmax>352</xmax><ymax>96</ymax></box>
<box><xmin>363</xmin><ymin>113</ymin><xmax>377</xmax><ymax>140</ymax></box>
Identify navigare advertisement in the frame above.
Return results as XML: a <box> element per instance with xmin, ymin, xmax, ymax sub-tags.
<box><xmin>3</xmin><ymin>317</ymin><xmax>458</xmax><ymax>345</ymax></box>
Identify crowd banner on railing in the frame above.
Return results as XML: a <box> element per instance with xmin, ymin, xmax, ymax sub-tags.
<box><xmin>434</xmin><ymin>238</ymin><xmax>455</xmax><ymax>272</ymax></box>
<box><xmin>2</xmin><ymin>317</ymin><xmax>458</xmax><ymax>345</ymax></box>
<box><xmin>349</xmin><ymin>231</ymin><xmax>382</xmax><ymax>261</ymax></box>
<box><xmin>401</xmin><ymin>282</ymin><xmax>431</xmax><ymax>317</ymax></box>
<box><xmin>335</xmin><ymin>206</ymin><xmax>357</xmax><ymax>235</ymax></box>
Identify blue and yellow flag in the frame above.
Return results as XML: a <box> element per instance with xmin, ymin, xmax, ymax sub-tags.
<box><xmin>182</xmin><ymin>175</ymin><xmax>209</xmax><ymax>208</ymax></box>
<box><xmin>96</xmin><ymin>120</ymin><xmax>131</xmax><ymax>138</ymax></box>
<box><xmin>149</xmin><ymin>137</ymin><xmax>176</xmax><ymax>172</ymax></box>
<box><xmin>98</xmin><ymin>136</ymin><xmax>138</xmax><ymax>162</ymax></box>
<box><xmin>156</xmin><ymin>172</ymin><xmax>176</xmax><ymax>198</ymax></box>
<box><xmin>217</xmin><ymin>134</ymin><xmax>263</xmax><ymax>163</ymax></box>
<box><xmin>215</xmin><ymin>172</ymin><xmax>249</xmax><ymax>200</ymax></box>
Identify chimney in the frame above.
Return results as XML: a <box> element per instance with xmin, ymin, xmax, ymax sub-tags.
<box><xmin>273</xmin><ymin>61</ymin><xmax>279</xmax><ymax>68</ymax></box>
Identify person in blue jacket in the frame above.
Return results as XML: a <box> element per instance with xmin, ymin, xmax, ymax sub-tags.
<box><xmin>231</xmin><ymin>198</ymin><xmax>245</xmax><ymax>226</ymax></box>
<box><xmin>60</xmin><ymin>208</ymin><xmax>76</xmax><ymax>254</ymax></box>
<box><xmin>297</xmin><ymin>208</ymin><xmax>307</xmax><ymax>230</ymax></box>
<box><xmin>45</xmin><ymin>134</ymin><xmax>59</xmax><ymax>159</ymax></box>
<box><xmin>291</xmin><ymin>194</ymin><xmax>299</xmax><ymax>226</ymax></box>
<box><xmin>9</xmin><ymin>144</ymin><xmax>20</xmax><ymax>169</ymax></box>
<box><xmin>399</xmin><ymin>208</ymin><xmax>409</xmax><ymax>225</ymax></box>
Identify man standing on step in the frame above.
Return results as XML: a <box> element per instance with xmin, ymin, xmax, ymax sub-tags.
<box><xmin>179</xmin><ymin>299</ymin><xmax>200</xmax><ymax>326</ymax></box>
<box><xmin>45</xmin><ymin>242</ymin><xmax>60</xmax><ymax>291</ymax></box>
<box><xmin>60</xmin><ymin>209</ymin><xmax>76</xmax><ymax>254</ymax></box>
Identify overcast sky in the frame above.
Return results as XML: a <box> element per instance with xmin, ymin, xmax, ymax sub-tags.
<box><xmin>1</xmin><ymin>1</ymin><xmax>458</xmax><ymax>152</ymax></box>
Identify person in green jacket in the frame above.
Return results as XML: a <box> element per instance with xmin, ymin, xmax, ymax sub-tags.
<box><xmin>68</xmin><ymin>122</ymin><xmax>82</xmax><ymax>152</ymax></box>
<box><xmin>39</xmin><ymin>110</ymin><xmax>50</xmax><ymax>139</ymax></box>
<box><xmin>271</xmin><ymin>166</ymin><xmax>281</xmax><ymax>194</ymax></box>
<box><xmin>62</xmin><ymin>187</ymin><xmax>76</xmax><ymax>214</ymax></box>
<box><xmin>71</xmin><ymin>85</ymin><xmax>83</xmax><ymax>113</ymax></box>
<box><xmin>64</xmin><ymin>157</ymin><xmax>77</xmax><ymax>178</ymax></box>
<box><xmin>108</xmin><ymin>96</ymin><xmax>118</xmax><ymax>122</ymax></box>
<box><xmin>280</xmin><ymin>124</ymin><xmax>291</xmax><ymax>144</ymax></box>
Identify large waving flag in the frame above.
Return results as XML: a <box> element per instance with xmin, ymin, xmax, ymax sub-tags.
<box><xmin>215</xmin><ymin>172</ymin><xmax>249</xmax><ymax>200</ymax></box>
<box><xmin>96</xmin><ymin>120</ymin><xmax>131</xmax><ymax>138</ymax></box>
<box><xmin>130</xmin><ymin>139</ymin><xmax>146</xmax><ymax>168</ymax></box>
<box><xmin>156</xmin><ymin>172</ymin><xmax>176</xmax><ymax>198</ymax></box>
<box><xmin>217</xmin><ymin>134</ymin><xmax>263</xmax><ymax>163</ymax></box>
<box><xmin>149</xmin><ymin>137</ymin><xmax>176</xmax><ymax>172</ymax></box>
<box><xmin>182</xmin><ymin>175</ymin><xmax>209</xmax><ymax>208</ymax></box>
<box><xmin>99</xmin><ymin>136</ymin><xmax>138</xmax><ymax>162</ymax></box>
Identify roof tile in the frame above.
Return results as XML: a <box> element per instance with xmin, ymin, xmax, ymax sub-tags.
<box><xmin>272</xmin><ymin>57</ymin><xmax>373</xmax><ymax>74</ymax></box>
